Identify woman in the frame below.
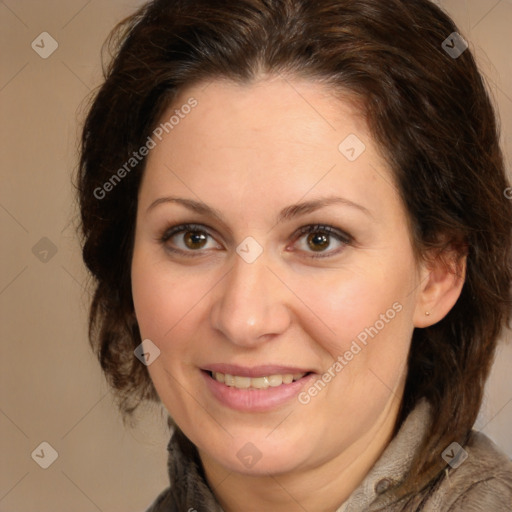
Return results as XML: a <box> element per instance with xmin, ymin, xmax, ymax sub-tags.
<box><xmin>77</xmin><ymin>0</ymin><xmax>512</xmax><ymax>510</ymax></box>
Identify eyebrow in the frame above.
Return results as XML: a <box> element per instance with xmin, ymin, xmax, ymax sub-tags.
<box><xmin>146</xmin><ymin>195</ymin><xmax>373</xmax><ymax>222</ymax></box>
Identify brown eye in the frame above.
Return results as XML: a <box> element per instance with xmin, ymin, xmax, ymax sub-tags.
<box><xmin>307</xmin><ymin>232</ymin><xmax>330</xmax><ymax>251</ymax></box>
<box><xmin>160</xmin><ymin>224</ymin><xmax>221</xmax><ymax>255</ymax></box>
<box><xmin>293</xmin><ymin>224</ymin><xmax>352</xmax><ymax>259</ymax></box>
<box><xmin>184</xmin><ymin>230</ymin><xmax>208</xmax><ymax>249</ymax></box>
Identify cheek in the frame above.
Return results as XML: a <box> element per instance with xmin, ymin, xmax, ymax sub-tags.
<box><xmin>290</xmin><ymin>258</ymin><xmax>415</xmax><ymax>403</ymax></box>
<box><xmin>131</xmin><ymin>255</ymin><xmax>207</xmax><ymax>403</ymax></box>
<box><xmin>131</xmin><ymin>251</ymin><xmax>224</xmax><ymax>377</ymax></box>
<box><xmin>131</xmin><ymin>249</ymin><xmax>200</xmax><ymax>344</ymax></box>
<box><xmin>292</xmin><ymin>265</ymin><xmax>412</xmax><ymax>353</ymax></box>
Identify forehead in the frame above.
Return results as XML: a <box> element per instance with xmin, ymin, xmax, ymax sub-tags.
<box><xmin>169</xmin><ymin>76</ymin><xmax>368</xmax><ymax>154</ymax></box>
<box><xmin>139</xmin><ymin>77</ymin><xmax>401</xmax><ymax>221</ymax></box>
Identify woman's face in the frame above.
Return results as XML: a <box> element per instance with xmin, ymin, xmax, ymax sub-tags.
<box><xmin>131</xmin><ymin>77</ymin><xmax>427</xmax><ymax>476</ymax></box>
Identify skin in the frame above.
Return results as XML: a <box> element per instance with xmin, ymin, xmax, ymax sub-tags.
<box><xmin>131</xmin><ymin>76</ymin><xmax>465</xmax><ymax>512</ymax></box>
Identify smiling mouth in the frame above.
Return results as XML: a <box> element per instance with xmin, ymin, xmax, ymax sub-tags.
<box><xmin>206</xmin><ymin>370</ymin><xmax>311</xmax><ymax>390</ymax></box>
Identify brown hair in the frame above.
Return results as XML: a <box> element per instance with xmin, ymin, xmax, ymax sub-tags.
<box><xmin>77</xmin><ymin>0</ymin><xmax>512</xmax><ymax>496</ymax></box>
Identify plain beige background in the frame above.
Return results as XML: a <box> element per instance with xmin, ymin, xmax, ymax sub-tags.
<box><xmin>1</xmin><ymin>1</ymin><xmax>511</xmax><ymax>511</ymax></box>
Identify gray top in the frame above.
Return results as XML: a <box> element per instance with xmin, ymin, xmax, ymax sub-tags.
<box><xmin>146</xmin><ymin>399</ymin><xmax>512</xmax><ymax>511</ymax></box>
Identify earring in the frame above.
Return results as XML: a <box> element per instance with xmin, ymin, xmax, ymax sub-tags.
<box><xmin>425</xmin><ymin>311</ymin><xmax>431</xmax><ymax>316</ymax></box>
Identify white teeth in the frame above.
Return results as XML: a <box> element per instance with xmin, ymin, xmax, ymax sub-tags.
<box><xmin>282</xmin><ymin>374</ymin><xmax>294</xmax><ymax>384</ymax></box>
<box><xmin>251</xmin><ymin>377</ymin><xmax>270</xmax><ymax>389</ymax></box>
<box><xmin>211</xmin><ymin>371</ymin><xmax>306</xmax><ymax>389</ymax></box>
<box><xmin>233</xmin><ymin>376</ymin><xmax>251</xmax><ymax>389</ymax></box>
<box><xmin>268</xmin><ymin>375</ymin><xmax>282</xmax><ymax>387</ymax></box>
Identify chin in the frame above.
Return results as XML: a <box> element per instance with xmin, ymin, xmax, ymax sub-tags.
<box><xmin>200</xmin><ymin>431</ymin><xmax>310</xmax><ymax>476</ymax></box>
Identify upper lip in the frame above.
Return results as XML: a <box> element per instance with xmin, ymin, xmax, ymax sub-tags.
<box><xmin>202</xmin><ymin>364</ymin><xmax>314</xmax><ymax>378</ymax></box>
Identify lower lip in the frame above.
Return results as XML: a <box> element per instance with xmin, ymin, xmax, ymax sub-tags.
<box><xmin>201</xmin><ymin>370</ymin><xmax>315</xmax><ymax>412</ymax></box>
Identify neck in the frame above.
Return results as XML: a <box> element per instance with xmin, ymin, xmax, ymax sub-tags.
<box><xmin>199</xmin><ymin>396</ymin><xmax>402</xmax><ymax>512</ymax></box>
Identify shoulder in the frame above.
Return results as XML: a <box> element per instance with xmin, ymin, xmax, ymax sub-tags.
<box><xmin>425</xmin><ymin>431</ymin><xmax>512</xmax><ymax>511</ymax></box>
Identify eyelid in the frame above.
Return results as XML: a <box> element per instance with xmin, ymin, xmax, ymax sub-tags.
<box><xmin>293</xmin><ymin>224</ymin><xmax>353</xmax><ymax>244</ymax></box>
<box><xmin>160</xmin><ymin>223</ymin><xmax>217</xmax><ymax>242</ymax></box>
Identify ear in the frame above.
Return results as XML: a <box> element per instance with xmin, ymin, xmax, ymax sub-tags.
<box><xmin>413</xmin><ymin>246</ymin><xmax>467</xmax><ymax>328</ymax></box>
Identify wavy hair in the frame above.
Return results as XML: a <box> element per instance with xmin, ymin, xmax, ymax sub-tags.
<box><xmin>77</xmin><ymin>0</ymin><xmax>512</xmax><ymax>496</ymax></box>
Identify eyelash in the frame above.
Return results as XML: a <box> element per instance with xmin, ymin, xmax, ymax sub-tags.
<box><xmin>159</xmin><ymin>223</ymin><xmax>353</xmax><ymax>259</ymax></box>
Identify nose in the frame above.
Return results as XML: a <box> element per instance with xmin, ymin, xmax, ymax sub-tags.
<box><xmin>209</xmin><ymin>253</ymin><xmax>292</xmax><ymax>347</ymax></box>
